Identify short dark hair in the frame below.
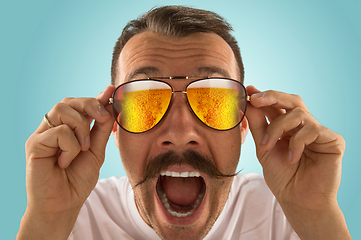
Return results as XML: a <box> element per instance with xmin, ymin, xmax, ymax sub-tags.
<box><xmin>111</xmin><ymin>5</ymin><xmax>244</xmax><ymax>85</ymax></box>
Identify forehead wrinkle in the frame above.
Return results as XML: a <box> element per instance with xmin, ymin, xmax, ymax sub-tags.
<box><xmin>125</xmin><ymin>47</ymin><xmax>230</xmax><ymax>63</ymax></box>
<box><xmin>122</xmin><ymin>37</ymin><xmax>232</xmax><ymax>64</ymax></box>
<box><xmin>124</xmin><ymin>53</ymin><xmax>232</xmax><ymax>75</ymax></box>
<box><xmin>122</xmin><ymin>31</ymin><xmax>234</xmax><ymax>58</ymax></box>
<box><xmin>130</xmin><ymin>54</ymin><xmax>229</xmax><ymax>62</ymax></box>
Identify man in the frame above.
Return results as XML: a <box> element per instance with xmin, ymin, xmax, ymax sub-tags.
<box><xmin>17</xmin><ymin>6</ymin><xmax>351</xmax><ymax>240</ymax></box>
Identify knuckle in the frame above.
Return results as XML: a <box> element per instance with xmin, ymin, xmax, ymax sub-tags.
<box><xmin>338</xmin><ymin>134</ymin><xmax>346</xmax><ymax>147</ymax></box>
<box><xmin>57</xmin><ymin>124</ymin><xmax>73</xmax><ymax>134</ymax></box>
<box><xmin>264</xmin><ymin>90</ymin><xmax>276</xmax><ymax>97</ymax></box>
<box><xmin>338</xmin><ymin>136</ymin><xmax>346</xmax><ymax>153</ymax></box>
<box><xmin>305</xmin><ymin>118</ymin><xmax>319</xmax><ymax>128</ymax></box>
<box><xmin>291</xmin><ymin>94</ymin><xmax>303</xmax><ymax>103</ymax></box>
<box><xmin>53</xmin><ymin>102</ymin><xmax>68</xmax><ymax>113</ymax></box>
<box><xmin>333</xmin><ymin>131</ymin><xmax>346</xmax><ymax>155</ymax></box>
<box><xmin>291</xmin><ymin>94</ymin><xmax>308</xmax><ymax>109</ymax></box>
<box><xmin>332</xmin><ymin>142</ymin><xmax>345</xmax><ymax>160</ymax></box>
<box><xmin>61</xmin><ymin>97</ymin><xmax>74</xmax><ymax>103</ymax></box>
<box><xmin>25</xmin><ymin>134</ymin><xmax>36</xmax><ymax>152</ymax></box>
<box><xmin>292</xmin><ymin>106</ymin><xmax>306</xmax><ymax>117</ymax></box>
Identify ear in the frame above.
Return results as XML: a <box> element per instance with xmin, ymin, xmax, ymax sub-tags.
<box><xmin>112</xmin><ymin>122</ymin><xmax>119</xmax><ymax>149</ymax></box>
<box><xmin>240</xmin><ymin>117</ymin><xmax>249</xmax><ymax>145</ymax></box>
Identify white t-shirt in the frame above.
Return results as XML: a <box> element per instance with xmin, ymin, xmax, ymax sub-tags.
<box><xmin>69</xmin><ymin>173</ymin><xmax>300</xmax><ymax>240</ymax></box>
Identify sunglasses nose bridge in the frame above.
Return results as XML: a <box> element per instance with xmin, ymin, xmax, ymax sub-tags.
<box><xmin>172</xmin><ymin>90</ymin><xmax>187</xmax><ymax>94</ymax></box>
<box><xmin>170</xmin><ymin>91</ymin><xmax>188</xmax><ymax>106</ymax></box>
<box><xmin>170</xmin><ymin>90</ymin><xmax>191</xmax><ymax>111</ymax></box>
<box><xmin>167</xmin><ymin>90</ymin><xmax>194</xmax><ymax>119</ymax></box>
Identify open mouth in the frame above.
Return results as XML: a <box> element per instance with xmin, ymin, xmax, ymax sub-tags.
<box><xmin>156</xmin><ymin>171</ymin><xmax>206</xmax><ymax>218</ymax></box>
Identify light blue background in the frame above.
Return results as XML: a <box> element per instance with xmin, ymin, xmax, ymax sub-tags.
<box><xmin>1</xmin><ymin>0</ymin><xmax>360</xmax><ymax>239</ymax></box>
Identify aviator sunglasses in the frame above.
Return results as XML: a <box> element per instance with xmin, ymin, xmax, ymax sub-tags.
<box><xmin>109</xmin><ymin>77</ymin><xmax>250</xmax><ymax>133</ymax></box>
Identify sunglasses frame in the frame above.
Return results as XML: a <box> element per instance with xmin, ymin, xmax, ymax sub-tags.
<box><xmin>109</xmin><ymin>77</ymin><xmax>250</xmax><ymax>134</ymax></box>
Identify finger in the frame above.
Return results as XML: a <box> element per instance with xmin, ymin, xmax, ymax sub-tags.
<box><xmin>36</xmin><ymin>125</ymin><xmax>81</xmax><ymax>169</ymax></box>
<box><xmin>260</xmin><ymin>106</ymin><xmax>286</xmax><ymax>123</ymax></box>
<box><xmin>261</xmin><ymin>107</ymin><xmax>315</xmax><ymax>150</ymax></box>
<box><xmin>245</xmin><ymin>85</ymin><xmax>282</xmax><ymax>152</ymax></box>
<box><xmin>36</xmin><ymin>96</ymin><xmax>110</xmax><ymax>135</ymax></box>
<box><xmin>288</xmin><ymin>122</ymin><xmax>320</xmax><ymax>164</ymax></box>
<box><xmin>96</xmin><ymin>85</ymin><xmax>116</xmax><ymax>105</ymax></box>
<box><xmin>61</xmin><ymin>97</ymin><xmax>111</xmax><ymax>122</ymax></box>
<box><xmin>248</xmin><ymin>86</ymin><xmax>308</xmax><ymax>112</ymax></box>
<box><xmin>80</xmin><ymin>106</ymin><xmax>114</xmax><ymax>171</ymax></box>
<box><xmin>35</xmin><ymin>85</ymin><xmax>116</xmax><ymax>159</ymax></box>
<box><xmin>66</xmin><ymin>86</ymin><xmax>116</xmax><ymax>169</ymax></box>
<box><xmin>245</xmin><ymin>101</ymin><xmax>268</xmax><ymax>151</ymax></box>
<box><xmin>62</xmin><ymin>85</ymin><xmax>115</xmax><ymax>124</ymax></box>
<box><xmin>86</xmin><ymin>88</ymin><xmax>115</xmax><ymax>167</ymax></box>
<box><xmin>39</xmin><ymin>103</ymin><xmax>92</xmax><ymax>150</ymax></box>
<box><xmin>246</xmin><ymin>85</ymin><xmax>285</xmax><ymax>122</ymax></box>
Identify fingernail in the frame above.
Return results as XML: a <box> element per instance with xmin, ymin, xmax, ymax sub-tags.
<box><xmin>287</xmin><ymin>150</ymin><xmax>293</xmax><ymax>162</ymax></box>
<box><xmin>65</xmin><ymin>161</ymin><xmax>71</xmax><ymax>168</ymax></box>
<box><xmin>98</xmin><ymin>105</ymin><xmax>109</xmax><ymax>116</ymax></box>
<box><xmin>85</xmin><ymin>136</ymin><xmax>90</xmax><ymax>149</ymax></box>
<box><xmin>253</xmin><ymin>92</ymin><xmax>264</xmax><ymax>98</ymax></box>
<box><xmin>261</xmin><ymin>133</ymin><xmax>269</xmax><ymax>145</ymax></box>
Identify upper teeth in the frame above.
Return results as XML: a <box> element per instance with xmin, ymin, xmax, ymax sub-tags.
<box><xmin>160</xmin><ymin>171</ymin><xmax>200</xmax><ymax>177</ymax></box>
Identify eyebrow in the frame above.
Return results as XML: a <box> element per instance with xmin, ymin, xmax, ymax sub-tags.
<box><xmin>196</xmin><ymin>66</ymin><xmax>231</xmax><ymax>79</ymax></box>
<box><xmin>125</xmin><ymin>65</ymin><xmax>231</xmax><ymax>82</ymax></box>
<box><xmin>126</xmin><ymin>66</ymin><xmax>160</xmax><ymax>82</ymax></box>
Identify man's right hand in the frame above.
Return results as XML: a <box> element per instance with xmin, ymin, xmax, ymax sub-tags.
<box><xmin>16</xmin><ymin>85</ymin><xmax>115</xmax><ymax>240</ymax></box>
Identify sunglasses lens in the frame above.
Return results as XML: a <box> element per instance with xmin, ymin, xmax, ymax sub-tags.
<box><xmin>187</xmin><ymin>79</ymin><xmax>247</xmax><ymax>130</ymax></box>
<box><xmin>112</xmin><ymin>81</ymin><xmax>172</xmax><ymax>133</ymax></box>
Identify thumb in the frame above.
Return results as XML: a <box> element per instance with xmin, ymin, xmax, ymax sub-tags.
<box><xmin>88</xmin><ymin>104</ymin><xmax>114</xmax><ymax>164</ymax></box>
<box><xmin>88</xmin><ymin>85</ymin><xmax>115</xmax><ymax>166</ymax></box>
<box><xmin>96</xmin><ymin>85</ymin><xmax>116</xmax><ymax>106</ymax></box>
<box><xmin>245</xmin><ymin>86</ymin><xmax>269</xmax><ymax>163</ymax></box>
<box><xmin>246</xmin><ymin>103</ymin><xmax>268</xmax><ymax>149</ymax></box>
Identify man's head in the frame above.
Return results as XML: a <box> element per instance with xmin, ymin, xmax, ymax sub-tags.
<box><xmin>111</xmin><ymin>5</ymin><xmax>244</xmax><ymax>85</ymax></box>
<box><xmin>111</xmin><ymin>6</ymin><xmax>249</xmax><ymax>240</ymax></box>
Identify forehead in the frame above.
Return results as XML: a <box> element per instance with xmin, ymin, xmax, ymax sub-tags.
<box><xmin>116</xmin><ymin>31</ymin><xmax>238</xmax><ymax>85</ymax></box>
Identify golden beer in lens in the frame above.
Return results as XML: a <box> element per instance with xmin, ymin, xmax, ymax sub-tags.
<box><xmin>112</xmin><ymin>78</ymin><xmax>247</xmax><ymax>133</ymax></box>
<box><xmin>120</xmin><ymin>89</ymin><xmax>172</xmax><ymax>133</ymax></box>
<box><xmin>187</xmin><ymin>87</ymin><xmax>241</xmax><ymax>130</ymax></box>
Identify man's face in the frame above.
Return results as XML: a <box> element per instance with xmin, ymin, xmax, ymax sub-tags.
<box><xmin>113</xmin><ymin>31</ymin><xmax>248</xmax><ymax>239</ymax></box>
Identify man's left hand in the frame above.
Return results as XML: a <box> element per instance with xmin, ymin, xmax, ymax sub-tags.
<box><xmin>245</xmin><ymin>85</ymin><xmax>350</xmax><ymax>240</ymax></box>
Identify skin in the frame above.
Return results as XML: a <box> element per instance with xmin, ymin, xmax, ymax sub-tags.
<box><xmin>16</xmin><ymin>32</ymin><xmax>351</xmax><ymax>240</ymax></box>
<box><xmin>112</xmin><ymin>32</ymin><xmax>248</xmax><ymax>239</ymax></box>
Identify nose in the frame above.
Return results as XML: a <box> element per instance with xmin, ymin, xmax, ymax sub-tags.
<box><xmin>155</xmin><ymin>91</ymin><xmax>205</xmax><ymax>150</ymax></box>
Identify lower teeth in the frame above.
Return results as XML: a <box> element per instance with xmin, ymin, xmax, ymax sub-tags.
<box><xmin>156</xmin><ymin>184</ymin><xmax>205</xmax><ymax>217</ymax></box>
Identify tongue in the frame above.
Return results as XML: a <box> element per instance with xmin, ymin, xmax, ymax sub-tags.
<box><xmin>161</xmin><ymin>176</ymin><xmax>203</xmax><ymax>206</ymax></box>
